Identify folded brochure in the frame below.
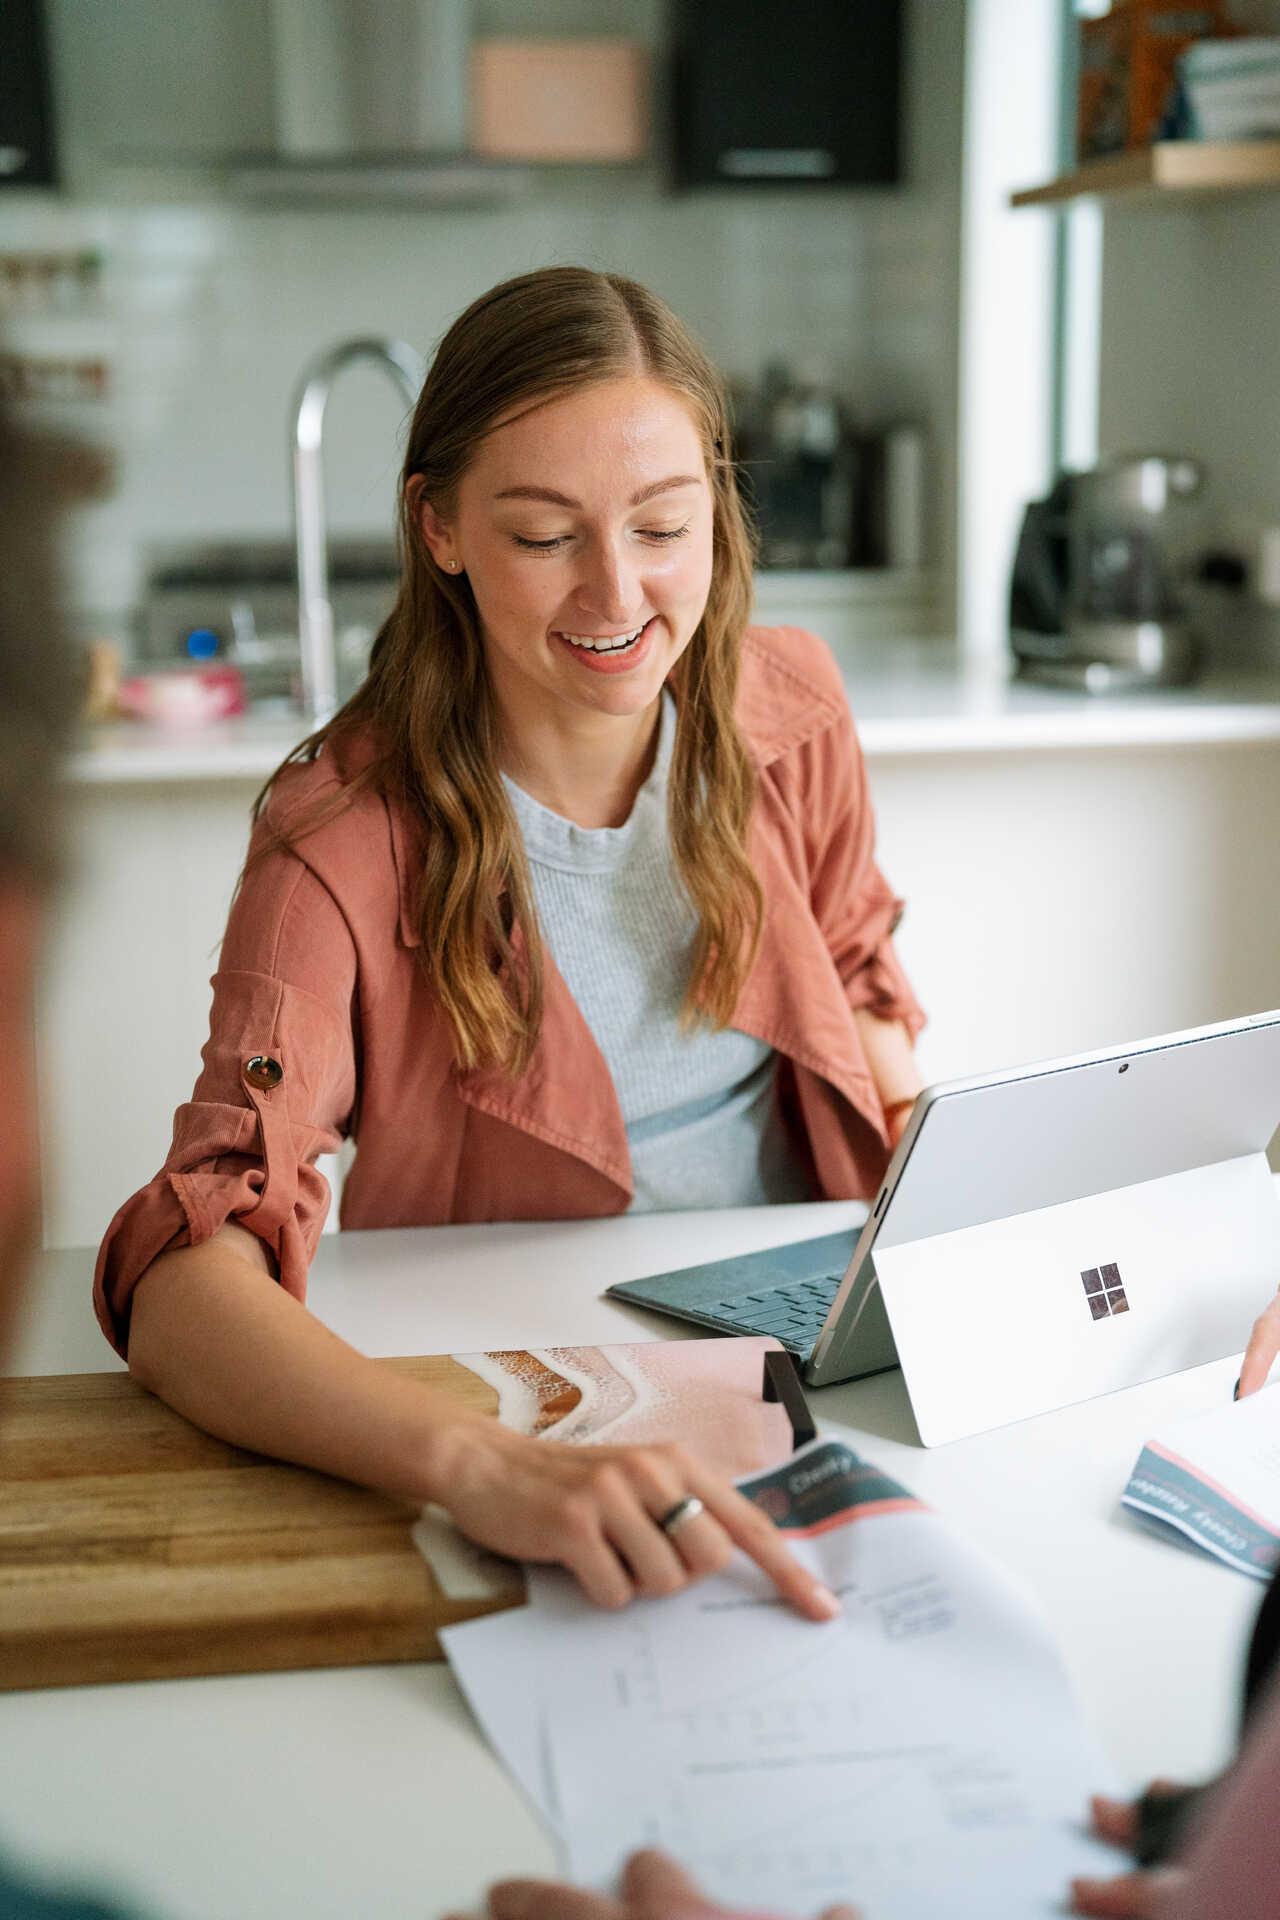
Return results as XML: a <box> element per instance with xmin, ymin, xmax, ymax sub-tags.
<box><xmin>412</xmin><ymin>1337</ymin><xmax>794</xmax><ymax>1598</ymax></box>
<box><xmin>1122</xmin><ymin>1381</ymin><xmax>1280</xmax><ymax>1580</ymax></box>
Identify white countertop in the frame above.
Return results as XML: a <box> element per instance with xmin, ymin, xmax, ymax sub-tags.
<box><xmin>62</xmin><ymin>646</ymin><xmax>1280</xmax><ymax>784</ymax></box>
<box><xmin>844</xmin><ymin>647</ymin><xmax>1280</xmax><ymax>756</ymax></box>
<box><xmin>65</xmin><ymin>702</ymin><xmax>317</xmax><ymax>786</ymax></box>
<box><xmin>2</xmin><ymin>1208</ymin><xmax>1264</xmax><ymax>1918</ymax></box>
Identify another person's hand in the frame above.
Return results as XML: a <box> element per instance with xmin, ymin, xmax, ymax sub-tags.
<box><xmin>1235</xmin><ymin>1289</ymin><xmax>1280</xmax><ymax>1398</ymax></box>
<box><xmin>1069</xmin><ymin>1789</ymin><xmax>1192</xmax><ymax>1918</ymax></box>
<box><xmin>436</xmin><ymin>1423</ymin><xmax>841</xmax><ymax>1622</ymax></box>
<box><xmin>446</xmin><ymin>1846</ymin><xmax>860</xmax><ymax>1920</ymax></box>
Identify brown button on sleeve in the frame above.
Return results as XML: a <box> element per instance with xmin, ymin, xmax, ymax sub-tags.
<box><xmin>239</xmin><ymin>1051</ymin><xmax>299</xmax><ymax>1238</ymax></box>
<box><xmin>244</xmin><ymin>1054</ymin><xmax>284</xmax><ymax>1091</ymax></box>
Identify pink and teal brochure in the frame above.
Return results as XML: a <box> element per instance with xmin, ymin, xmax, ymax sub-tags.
<box><xmin>1123</xmin><ymin>1382</ymin><xmax>1280</xmax><ymax>1580</ymax></box>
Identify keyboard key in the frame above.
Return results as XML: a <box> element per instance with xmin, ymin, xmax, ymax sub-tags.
<box><xmin>707</xmin><ymin>1270</ymin><xmax>843</xmax><ymax>1345</ymax></box>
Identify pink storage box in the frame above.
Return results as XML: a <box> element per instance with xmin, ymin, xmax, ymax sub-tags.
<box><xmin>470</xmin><ymin>39</ymin><xmax>649</xmax><ymax>162</ymax></box>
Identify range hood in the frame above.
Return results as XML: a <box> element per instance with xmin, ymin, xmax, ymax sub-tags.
<box><xmin>226</xmin><ymin>0</ymin><xmax>531</xmax><ymax>204</ymax></box>
<box><xmin>226</xmin><ymin>152</ymin><xmax>534</xmax><ymax>205</ymax></box>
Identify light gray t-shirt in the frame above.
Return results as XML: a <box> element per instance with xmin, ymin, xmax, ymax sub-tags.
<box><xmin>502</xmin><ymin>695</ymin><xmax>811</xmax><ymax>1212</ymax></box>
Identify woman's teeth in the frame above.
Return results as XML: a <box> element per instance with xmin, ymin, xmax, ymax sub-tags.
<box><xmin>560</xmin><ymin>622</ymin><xmax>648</xmax><ymax>653</ymax></box>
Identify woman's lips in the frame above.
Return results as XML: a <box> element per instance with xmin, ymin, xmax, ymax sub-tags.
<box><xmin>552</xmin><ymin>616</ymin><xmax>657</xmax><ymax>675</ymax></box>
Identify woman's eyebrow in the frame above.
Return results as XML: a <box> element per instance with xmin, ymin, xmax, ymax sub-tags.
<box><xmin>629</xmin><ymin>474</ymin><xmax>702</xmax><ymax>506</ymax></box>
<box><xmin>493</xmin><ymin>485</ymin><xmax>578</xmax><ymax>506</ymax></box>
<box><xmin>492</xmin><ymin>475</ymin><xmax>703</xmax><ymax>509</ymax></box>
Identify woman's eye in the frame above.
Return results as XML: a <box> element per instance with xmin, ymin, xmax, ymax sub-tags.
<box><xmin>510</xmin><ymin>522</ymin><xmax>690</xmax><ymax>552</ymax></box>
<box><xmin>512</xmin><ymin>533</ymin><xmax>570</xmax><ymax>551</ymax></box>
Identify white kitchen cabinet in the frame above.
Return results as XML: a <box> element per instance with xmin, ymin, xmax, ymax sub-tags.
<box><xmin>39</xmin><ymin>664</ymin><xmax>1280</xmax><ymax>1253</ymax></box>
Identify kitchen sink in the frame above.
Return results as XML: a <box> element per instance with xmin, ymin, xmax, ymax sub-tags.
<box><xmin>139</xmin><ymin>538</ymin><xmax>401</xmax><ymax>705</ymax></box>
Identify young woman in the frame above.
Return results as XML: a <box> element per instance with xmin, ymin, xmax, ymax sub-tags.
<box><xmin>94</xmin><ymin>267</ymin><xmax>925</xmax><ymax>1617</ymax></box>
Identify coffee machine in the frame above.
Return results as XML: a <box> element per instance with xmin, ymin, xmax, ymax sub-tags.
<box><xmin>1010</xmin><ymin>455</ymin><xmax>1204</xmax><ymax>690</ymax></box>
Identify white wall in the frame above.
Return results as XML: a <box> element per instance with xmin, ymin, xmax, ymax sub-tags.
<box><xmin>956</xmin><ymin>0</ymin><xmax>1061</xmax><ymax>660</ymax></box>
<box><xmin>1093</xmin><ymin>0</ymin><xmax>1280</xmax><ymax>604</ymax></box>
<box><xmin>1098</xmin><ymin>200</ymin><xmax>1280</xmax><ymax>546</ymax></box>
<box><xmin>878</xmin><ymin>743</ymin><xmax>1280</xmax><ymax>1086</ymax></box>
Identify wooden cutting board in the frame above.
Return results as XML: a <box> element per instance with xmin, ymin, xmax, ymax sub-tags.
<box><xmin>0</xmin><ymin>1356</ymin><xmax>524</xmax><ymax>1694</ymax></box>
<box><xmin>0</xmin><ymin>1340</ymin><xmax>792</xmax><ymax>1693</ymax></box>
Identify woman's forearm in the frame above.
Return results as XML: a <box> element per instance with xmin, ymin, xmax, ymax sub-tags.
<box><xmin>853</xmin><ymin>1006</ymin><xmax>923</xmax><ymax>1112</ymax></box>
<box><xmin>125</xmin><ymin>1224</ymin><xmax>840</xmax><ymax>1621</ymax></box>
<box><xmin>126</xmin><ymin>1225</ymin><xmax>476</xmax><ymax>1505</ymax></box>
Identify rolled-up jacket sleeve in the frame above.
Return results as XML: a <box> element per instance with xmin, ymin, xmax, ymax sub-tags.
<box><xmin>805</xmin><ymin>698</ymin><xmax>926</xmax><ymax>1042</ymax></box>
<box><xmin>93</xmin><ymin>836</ymin><xmax>360</xmax><ymax>1357</ymax></box>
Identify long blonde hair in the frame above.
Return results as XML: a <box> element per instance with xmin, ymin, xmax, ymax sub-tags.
<box><xmin>260</xmin><ymin>267</ymin><xmax>762</xmax><ymax>1074</ymax></box>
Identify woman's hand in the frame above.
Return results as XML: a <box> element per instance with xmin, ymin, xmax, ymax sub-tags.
<box><xmin>1236</xmin><ymin>1290</ymin><xmax>1280</xmax><ymax>1397</ymax></box>
<box><xmin>433</xmin><ymin>1420</ymin><xmax>841</xmax><ymax>1621</ymax></box>
<box><xmin>446</xmin><ymin>1846</ymin><xmax>859</xmax><ymax>1920</ymax></box>
<box><xmin>1069</xmin><ymin>1790</ymin><xmax>1191</xmax><ymax>1918</ymax></box>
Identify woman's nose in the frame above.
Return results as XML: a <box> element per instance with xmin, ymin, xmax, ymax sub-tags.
<box><xmin>577</xmin><ymin>538</ymin><xmax>644</xmax><ymax>625</ymax></box>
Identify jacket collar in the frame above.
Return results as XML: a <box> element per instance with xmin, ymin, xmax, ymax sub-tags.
<box><xmin>453</xmin><ymin>920</ymin><xmax>634</xmax><ymax>1195</ymax></box>
<box><xmin>735</xmin><ymin>625</ymin><xmax>846</xmax><ymax>769</ymax></box>
<box><xmin>732</xmin><ymin>819</ymin><xmax>879</xmax><ymax>1120</ymax></box>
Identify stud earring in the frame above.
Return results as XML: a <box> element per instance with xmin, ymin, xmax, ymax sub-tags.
<box><xmin>446</xmin><ymin>559</ymin><xmax>459</xmax><ymax>572</ymax></box>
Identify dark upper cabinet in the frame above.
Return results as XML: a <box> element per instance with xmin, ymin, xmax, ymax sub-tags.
<box><xmin>672</xmin><ymin>0</ymin><xmax>902</xmax><ymax>189</ymax></box>
<box><xmin>1</xmin><ymin>0</ymin><xmax>57</xmax><ymax>187</ymax></box>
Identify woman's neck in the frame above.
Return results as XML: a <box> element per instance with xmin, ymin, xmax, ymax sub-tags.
<box><xmin>497</xmin><ymin>697</ymin><xmax>663</xmax><ymax>830</ymax></box>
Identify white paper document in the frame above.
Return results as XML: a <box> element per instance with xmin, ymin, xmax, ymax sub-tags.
<box><xmin>1123</xmin><ymin>1379</ymin><xmax>1280</xmax><ymax>1579</ymax></box>
<box><xmin>442</xmin><ymin>1438</ymin><xmax>1120</xmax><ymax>1917</ymax></box>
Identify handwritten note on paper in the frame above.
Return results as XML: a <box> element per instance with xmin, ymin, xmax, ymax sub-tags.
<box><xmin>443</xmin><ymin>1439</ymin><xmax>1119</xmax><ymax>1917</ymax></box>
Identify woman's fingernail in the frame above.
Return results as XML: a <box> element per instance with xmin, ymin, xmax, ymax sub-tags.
<box><xmin>1234</xmin><ymin>1376</ymin><xmax>1242</xmax><ymax>1400</ymax></box>
<box><xmin>812</xmin><ymin>1583</ymin><xmax>841</xmax><ymax>1618</ymax></box>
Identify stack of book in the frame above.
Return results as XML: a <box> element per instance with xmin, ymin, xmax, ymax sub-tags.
<box><xmin>1181</xmin><ymin>37</ymin><xmax>1280</xmax><ymax>142</ymax></box>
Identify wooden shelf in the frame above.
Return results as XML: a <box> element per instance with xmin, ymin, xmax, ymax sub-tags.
<box><xmin>1011</xmin><ymin>139</ymin><xmax>1280</xmax><ymax>208</ymax></box>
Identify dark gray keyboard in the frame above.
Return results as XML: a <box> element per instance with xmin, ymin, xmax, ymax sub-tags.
<box><xmin>709</xmin><ymin>1271</ymin><xmax>844</xmax><ymax>1352</ymax></box>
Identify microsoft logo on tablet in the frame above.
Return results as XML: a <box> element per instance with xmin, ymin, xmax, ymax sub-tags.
<box><xmin>1081</xmin><ymin>1263</ymin><xmax>1129</xmax><ymax>1320</ymax></box>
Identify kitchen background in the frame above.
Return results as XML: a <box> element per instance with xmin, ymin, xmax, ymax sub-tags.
<box><xmin>9</xmin><ymin>0</ymin><xmax>1280</xmax><ymax>1253</ymax></box>
<box><xmin>9</xmin><ymin>0</ymin><xmax>961</xmax><ymax>649</ymax></box>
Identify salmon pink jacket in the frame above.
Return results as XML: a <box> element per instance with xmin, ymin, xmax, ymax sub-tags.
<box><xmin>94</xmin><ymin>626</ymin><xmax>924</xmax><ymax>1356</ymax></box>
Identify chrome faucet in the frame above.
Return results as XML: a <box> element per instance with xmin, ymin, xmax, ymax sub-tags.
<box><xmin>290</xmin><ymin>336</ymin><xmax>426</xmax><ymax>723</ymax></box>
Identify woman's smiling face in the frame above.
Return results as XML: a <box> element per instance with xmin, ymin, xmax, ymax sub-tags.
<box><xmin>419</xmin><ymin>374</ymin><xmax>715</xmax><ymax>738</ymax></box>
